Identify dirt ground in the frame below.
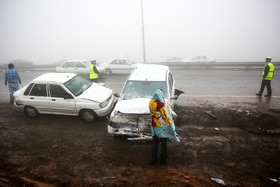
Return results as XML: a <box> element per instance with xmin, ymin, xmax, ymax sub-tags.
<box><xmin>0</xmin><ymin>98</ymin><xmax>280</xmax><ymax>186</ymax></box>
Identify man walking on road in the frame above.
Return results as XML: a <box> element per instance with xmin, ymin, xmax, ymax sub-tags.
<box><xmin>256</xmin><ymin>57</ymin><xmax>274</xmax><ymax>97</ymax></box>
<box><xmin>4</xmin><ymin>63</ymin><xmax>21</xmax><ymax>104</ymax></box>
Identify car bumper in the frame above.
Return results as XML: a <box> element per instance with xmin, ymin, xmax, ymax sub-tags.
<box><xmin>94</xmin><ymin>95</ymin><xmax>114</xmax><ymax>117</ymax></box>
<box><xmin>107</xmin><ymin>114</ymin><xmax>151</xmax><ymax>138</ymax></box>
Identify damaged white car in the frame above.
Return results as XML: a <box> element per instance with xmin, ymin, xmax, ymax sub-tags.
<box><xmin>14</xmin><ymin>73</ymin><xmax>114</xmax><ymax>122</ymax></box>
<box><xmin>107</xmin><ymin>64</ymin><xmax>182</xmax><ymax>140</ymax></box>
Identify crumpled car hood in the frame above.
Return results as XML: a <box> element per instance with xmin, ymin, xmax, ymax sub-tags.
<box><xmin>79</xmin><ymin>83</ymin><xmax>112</xmax><ymax>103</ymax></box>
<box><xmin>114</xmin><ymin>98</ymin><xmax>150</xmax><ymax>114</ymax></box>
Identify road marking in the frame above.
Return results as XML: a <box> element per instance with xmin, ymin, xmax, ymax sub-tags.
<box><xmin>181</xmin><ymin>95</ymin><xmax>280</xmax><ymax>98</ymax></box>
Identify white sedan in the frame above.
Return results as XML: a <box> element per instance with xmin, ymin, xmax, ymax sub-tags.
<box><xmin>99</xmin><ymin>58</ymin><xmax>138</xmax><ymax>74</ymax></box>
<box><xmin>55</xmin><ymin>60</ymin><xmax>105</xmax><ymax>75</ymax></box>
<box><xmin>14</xmin><ymin>73</ymin><xmax>114</xmax><ymax>122</ymax></box>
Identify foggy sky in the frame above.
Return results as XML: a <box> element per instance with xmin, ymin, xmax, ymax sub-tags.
<box><xmin>0</xmin><ymin>0</ymin><xmax>280</xmax><ymax>64</ymax></box>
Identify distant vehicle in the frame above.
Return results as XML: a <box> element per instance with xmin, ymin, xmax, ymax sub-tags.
<box><xmin>99</xmin><ymin>58</ymin><xmax>138</xmax><ymax>75</ymax></box>
<box><xmin>183</xmin><ymin>55</ymin><xmax>216</xmax><ymax>63</ymax></box>
<box><xmin>55</xmin><ymin>60</ymin><xmax>105</xmax><ymax>75</ymax></box>
<box><xmin>13</xmin><ymin>73</ymin><xmax>114</xmax><ymax>122</ymax></box>
<box><xmin>107</xmin><ymin>64</ymin><xmax>181</xmax><ymax>140</ymax></box>
<box><xmin>166</xmin><ymin>57</ymin><xmax>182</xmax><ymax>62</ymax></box>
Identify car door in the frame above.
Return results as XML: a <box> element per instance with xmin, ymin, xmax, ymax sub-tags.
<box><xmin>119</xmin><ymin>59</ymin><xmax>134</xmax><ymax>74</ymax></box>
<box><xmin>74</xmin><ymin>62</ymin><xmax>89</xmax><ymax>75</ymax></box>
<box><xmin>109</xmin><ymin>59</ymin><xmax>121</xmax><ymax>73</ymax></box>
<box><xmin>28</xmin><ymin>83</ymin><xmax>51</xmax><ymax>113</ymax></box>
<box><xmin>168</xmin><ymin>72</ymin><xmax>176</xmax><ymax>108</ymax></box>
<box><xmin>49</xmin><ymin>84</ymin><xmax>77</xmax><ymax>115</ymax></box>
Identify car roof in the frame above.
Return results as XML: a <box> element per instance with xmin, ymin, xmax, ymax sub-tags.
<box><xmin>128</xmin><ymin>64</ymin><xmax>169</xmax><ymax>81</ymax></box>
<box><xmin>32</xmin><ymin>73</ymin><xmax>76</xmax><ymax>84</ymax></box>
<box><xmin>65</xmin><ymin>60</ymin><xmax>86</xmax><ymax>63</ymax></box>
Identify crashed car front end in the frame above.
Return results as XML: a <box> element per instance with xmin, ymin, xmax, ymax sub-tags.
<box><xmin>108</xmin><ymin>111</ymin><xmax>152</xmax><ymax>140</ymax></box>
<box><xmin>107</xmin><ymin>97</ymin><xmax>153</xmax><ymax>140</ymax></box>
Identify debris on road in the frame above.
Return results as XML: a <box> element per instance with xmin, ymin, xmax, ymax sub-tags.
<box><xmin>211</xmin><ymin>177</ymin><xmax>225</xmax><ymax>185</ymax></box>
<box><xmin>205</xmin><ymin>111</ymin><xmax>218</xmax><ymax>120</ymax></box>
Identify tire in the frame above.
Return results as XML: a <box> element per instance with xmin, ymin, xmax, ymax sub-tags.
<box><xmin>105</xmin><ymin>69</ymin><xmax>112</xmax><ymax>75</ymax></box>
<box><xmin>24</xmin><ymin>106</ymin><xmax>38</xmax><ymax>118</ymax></box>
<box><xmin>80</xmin><ymin>109</ymin><xmax>98</xmax><ymax>123</ymax></box>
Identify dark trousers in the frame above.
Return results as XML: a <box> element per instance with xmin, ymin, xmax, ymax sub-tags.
<box><xmin>151</xmin><ymin>135</ymin><xmax>167</xmax><ymax>165</ymax></box>
<box><xmin>258</xmin><ymin>80</ymin><xmax>272</xmax><ymax>96</ymax></box>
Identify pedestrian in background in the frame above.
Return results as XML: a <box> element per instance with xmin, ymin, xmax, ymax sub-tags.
<box><xmin>4</xmin><ymin>63</ymin><xmax>21</xmax><ymax>104</ymax></box>
<box><xmin>89</xmin><ymin>59</ymin><xmax>99</xmax><ymax>82</ymax></box>
<box><xmin>149</xmin><ymin>89</ymin><xmax>180</xmax><ymax>165</ymax></box>
<box><xmin>256</xmin><ymin>57</ymin><xmax>274</xmax><ymax>97</ymax></box>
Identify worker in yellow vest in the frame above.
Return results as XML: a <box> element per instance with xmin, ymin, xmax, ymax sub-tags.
<box><xmin>256</xmin><ymin>57</ymin><xmax>274</xmax><ymax>97</ymax></box>
<box><xmin>89</xmin><ymin>60</ymin><xmax>99</xmax><ymax>82</ymax></box>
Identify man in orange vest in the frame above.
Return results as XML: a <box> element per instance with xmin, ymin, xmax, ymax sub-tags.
<box><xmin>89</xmin><ymin>60</ymin><xmax>99</xmax><ymax>82</ymax></box>
<box><xmin>256</xmin><ymin>57</ymin><xmax>274</xmax><ymax>97</ymax></box>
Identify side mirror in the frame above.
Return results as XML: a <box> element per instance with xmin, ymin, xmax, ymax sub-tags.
<box><xmin>171</xmin><ymin>95</ymin><xmax>179</xmax><ymax>100</ymax></box>
<box><xmin>114</xmin><ymin>93</ymin><xmax>120</xmax><ymax>97</ymax></box>
<box><xmin>175</xmin><ymin>89</ymin><xmax>184</xmax><ymax>96</ymax></box>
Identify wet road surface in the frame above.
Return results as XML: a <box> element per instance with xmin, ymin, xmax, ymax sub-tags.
<box><xmin>1</xmin><ymin>68</ymin><xmax>279</xmax><ymax>108</ymax></box>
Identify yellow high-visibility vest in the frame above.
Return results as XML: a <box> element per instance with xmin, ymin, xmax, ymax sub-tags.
<box><xmin>89</xmin><ymin>64</ymin><xmax>98</xmax><ymax>79</ymax></box>
<box><xmin>263</xmin><ymin>62</ymin><xmax>274</xmax><ymax>80</ymax></box>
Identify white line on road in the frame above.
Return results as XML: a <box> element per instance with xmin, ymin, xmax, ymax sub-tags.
<box><xmin>181</xmin><ymin>95</ymin><xmax>280</xmax><ymax>98</ymax></box>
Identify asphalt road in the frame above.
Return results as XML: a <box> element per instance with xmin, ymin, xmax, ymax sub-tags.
<box><xmin>1</xmin><ymin>68</ymin><xmax>280</xmax><ymax>106</ymax></box>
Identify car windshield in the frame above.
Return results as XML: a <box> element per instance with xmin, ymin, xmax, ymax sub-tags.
<box><xmin>64</xmin><ymin>75</ymin><xmax>92</xmax><ymax>96</ymax></box>
<box><xmin>121</xmin><ymin>81</ymin><xmax>167</xmax><ymax>100</ymax></box>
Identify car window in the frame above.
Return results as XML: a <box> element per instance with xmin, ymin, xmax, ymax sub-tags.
<box><xmin>120</xmin><ymin>60</ymin><xmax>127</xmax><ymax>65</ymax></box>
<box><xmin>64</xmin><ymin>75</ymin><xmax>92</xmax><ymax>96</ymax></box>
<box><xmin>111</xmin><ymin>60</ymin><xmax>119</xmax><ymax>65</ymax></box>
<box><xmin>50</xmin><ymin>84</ymin><xmax>69</xmax><ymax>98</ymax></box>
<box><xmin>62</xmin><ymin>62</ymin><xmax>73</xmax><ymax>68</ymax></box>
<box><xmin>30</xmin><ymin>84</ymin><xmax>47</xmax><ymax>97</ymax></box>
<box><xmin>24</xmin><ymin>83</ymin><xmax>34</xmax><ymax>95</ymax></box>
<box><xmin>74</xmin><ymin>62</ymin><xmax>86</xmax><ymax>68</ymax></box>
<box><xmin>121</xmin><ymin>81</ymin><xmax>167</xmax><ymax>100</ymax></box>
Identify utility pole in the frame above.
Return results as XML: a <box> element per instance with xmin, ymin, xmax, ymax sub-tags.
<box><xmin>141</xmin><ymin>0</ymin><xmax>146</xmax><ymax>63</ymax></box>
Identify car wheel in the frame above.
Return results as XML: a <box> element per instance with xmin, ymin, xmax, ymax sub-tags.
<box><xmin>24</xmin><ymin>106</ymin><xmax>38</xmax><ymax>118</ymax></box>
<box><xmin>80</xmin><ymin>109</ymin><xmax>98</xmax><ymax>123</ymax></box>
<box><xmin>105</xmin><ymin>69</ymin><xmax>112</xmax><ymax>75</ymax></box>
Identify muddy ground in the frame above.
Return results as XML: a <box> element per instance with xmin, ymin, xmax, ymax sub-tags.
<box><xmin>0</xmin><ymin>99</ymin><xmax>280</xmax><ymax>186</ymax></box>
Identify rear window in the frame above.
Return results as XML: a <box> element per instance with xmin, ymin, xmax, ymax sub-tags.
<box><xmin>121</xmin><ymin>81</ymin><xmax>166</xmax><ymax>100</ymax></box>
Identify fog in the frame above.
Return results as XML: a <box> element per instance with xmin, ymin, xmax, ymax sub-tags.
<box><xmin>0</xmin><ymin>0</ymin><xmax>280</xmax><ymax>64</ymax></box>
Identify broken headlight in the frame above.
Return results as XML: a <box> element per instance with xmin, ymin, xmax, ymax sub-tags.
<box><xmin>99</xmin><ymin>100</ymin><xmax>108</xmax><ymax>108</ymax></box>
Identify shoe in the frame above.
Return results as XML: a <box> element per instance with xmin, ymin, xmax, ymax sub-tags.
<box><xmin>255</xmin><ymin>93</ymin><xmax>261</xmax><ymax>96</ymax></box>
<box><xmin>264</xmin><ymin>95</ymin><xmax>271</xmax><ymax>97</ymax></box>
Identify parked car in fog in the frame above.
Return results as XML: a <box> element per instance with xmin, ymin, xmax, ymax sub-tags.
<box><xmin>99</xmin><ymin>58</ymin><xmax>138</xmax><ymax>74</ymax></box>
<box><xmin>14</xmin><ymin>73</ymin><xmax>114</xmax><ymax>122</ymax></box>
<box><xmin>55</xmin><ymin>60</ymin><xmax>105</xmax><ymax>75</ymax></box>
<box><xmin>183</xmin><ymin>55</ymin><xmax>215</xmax><ymax>63</ymax></box>
<box><xmin>107</xmin><ymin>64</ymin><xmax>180</xmax><ymax>140</ymax></box>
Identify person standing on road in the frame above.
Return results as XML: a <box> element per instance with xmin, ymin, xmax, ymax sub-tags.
<box><xmin>89</xmin><ymin>59</ymin><xmax>99</xmax><ymax>83</ymax></box>
<box><xmin>256</xmin><ymin>57</ymin><xmax>274</xmax><ymax>97</ymax></box>
<box><xmin>4</xmin><ymin>63</ymin><xmax>21</xmax><ymax>104</ymax></box>
<box><xmin>149</xmin><ymin>89</ymin><xmax>180</xmax><ymax>165</ymax></box>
